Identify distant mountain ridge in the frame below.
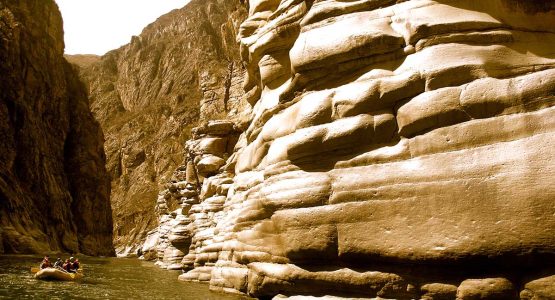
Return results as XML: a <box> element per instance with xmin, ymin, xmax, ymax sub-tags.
<box><xmin>65</xmin><ymin>54</ymin><xmax>100</xmax><ymax>69</ymax></box>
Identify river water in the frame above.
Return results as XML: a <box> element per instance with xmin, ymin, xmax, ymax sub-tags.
<box><xmin>0</xmin><ymin>255</ymin><xmax>249</xmax><ymax>300</ymax></box>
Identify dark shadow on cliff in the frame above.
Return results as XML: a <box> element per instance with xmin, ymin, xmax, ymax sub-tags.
<box><xmin>64</xmin><ymin>61</ymin><xmax>115</xmax><ymax>256</ymax></box>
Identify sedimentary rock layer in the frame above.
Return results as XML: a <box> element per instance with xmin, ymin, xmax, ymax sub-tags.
<box><xmin>144</xmin><ymin>121</ymin><xmax>240</xmax><ymax>273</ymax></box>
<box><xmin>232</xmin><ymin>0</ymin><xmax>555</xmax><ymax>267</ymax></box>
<box><xmin>0</xmin><ymin>0</ymin><xmax>113</xmax><ymax>255</ymax></box>
<box><xmin>70</xmin><ymin>0</ymin><xmax>248</xmax><ymax>255</ymax></box>
<box><xmin>147</xmin><ymin>0</ymin><xmax>555</xmax><ymax>298</ymax></box>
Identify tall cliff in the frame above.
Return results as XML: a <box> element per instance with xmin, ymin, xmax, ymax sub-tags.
<box><xmin>0</xmin><ymin>0</ymin><xmax>113</xmax><ymax>256</ymax></box>
<box><xmin>148</xmin><ymin>0</ymin><xmax>555</xmax><ymax>299</ymax></box>
<box><xmin>70</xmin><ymin>0</ymin><xmax>248</xmax><ymax>255</ymax></box>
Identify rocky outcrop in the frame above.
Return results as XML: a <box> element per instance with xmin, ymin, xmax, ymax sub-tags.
<box><xmin>145</xmin><ymin>120</ymin><xmax>240</xmax><ymax>273</ymax></box>
<box><xmin>71</xmin><ymin>0</ymin><xmax>248</xmax><ymax>255</ymax></box>
<box><xmin>144</xmin><ymin>0</ymin><xmax>555</xmax><ymax>298</ymax></box>
<box><xmin>0</xmin><ymin>0</ymin><xmax>113</xmax><ymax>255</ymax></box>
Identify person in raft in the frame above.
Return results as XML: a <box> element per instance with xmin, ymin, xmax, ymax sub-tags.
<box><xmin>62</xmin><ymin>257</ymin><xmax>79</xmax><ymax>273</ymax></box>
<box><xmin>40</xmin><ymin>256</ymin><xmax>52</xmax><ymax>269</ymax></box>
<box><xmin>53</xmin><ymin>257</ymin><xmax>63</xmax><ymax>270</ymax></box>
<box><xmin>71</xmin><ymin>258</ymin><xmax>80</xmax><ymax>271</ymax></box>
<box><xmin>62</xmin><ymin>259</ymin><xmax>74</xmax><ymax>273</ymax></box>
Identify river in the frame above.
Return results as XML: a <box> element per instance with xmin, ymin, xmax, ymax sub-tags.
<box><xmin>0</xmin><ymin>255</ymin><xmax>250</xmax><ymax>299</ymax></box>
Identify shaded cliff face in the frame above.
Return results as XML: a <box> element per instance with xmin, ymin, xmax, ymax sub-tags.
<box><xmin>71</xmin><ymin>0</ymin><xmax>248</xmax><ymax>255</ymax></box>
<box><xmin>0</xmin><ymin>0</ymin><xmax>113</xmax><ymax>255</ymax></box>
<box><xmin>146</xmin><ymin>0</ymin><xmax>555</xmax><ymax>298</ymax></box>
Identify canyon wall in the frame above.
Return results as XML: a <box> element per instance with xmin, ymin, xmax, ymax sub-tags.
<box><xmin>70</xmin><ymin>0</ymin><xmax>248</xmax><ymax>255</ymax></box>
<box><xmin>0</xmin><ymin>0</ymin><xmax>113</xmax><ymax>255</ymax></box>
<box><xmin>148</xmin><ymin>0</ymin><xmax>555</xmax><ymax>298</ymax></box>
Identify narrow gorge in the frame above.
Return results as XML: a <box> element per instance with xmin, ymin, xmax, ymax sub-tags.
<box><xmin>1</xmin><ymin>0</ymin><xmax>555</xmax><ymax>299</ymax></box>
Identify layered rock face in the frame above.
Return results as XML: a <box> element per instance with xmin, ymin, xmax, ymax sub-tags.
<box><xmin>146</xmin><ymin>0</ymin><xmax>555</xmax><ymax>298</ymax></box>
<box><xmin>142</xmin><ymin>120</ymin><xmax>240</xmax><ymax>274</ymax></box>
<box><xmin>71</xmin><ymin>0</ymin><xmax>248</xmax><ymax>255</ymax></box>
<box><xmin>0</xmin><ymin>0</ymin><xmax>113</xmax><ymax>255</ymax></box>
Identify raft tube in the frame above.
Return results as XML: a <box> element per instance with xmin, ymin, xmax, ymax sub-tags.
<box><xmin>34</xmin><ymin>268</ymin><xmax>83</xmax><ymax>281</ymax></box>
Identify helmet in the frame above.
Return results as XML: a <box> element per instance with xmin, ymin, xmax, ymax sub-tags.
<box><xmin>70</xmin><ymin>257</ymin><xmax>74</xmax><ymax>260</ymax></box>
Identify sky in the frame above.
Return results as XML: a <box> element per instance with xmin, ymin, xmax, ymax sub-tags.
<box><xmin>55</xmin><ymin>0</ymin><xmax>190</xmax><ymax>55</ymax></box>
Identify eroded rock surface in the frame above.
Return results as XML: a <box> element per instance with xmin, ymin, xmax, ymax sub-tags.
<box><xmin>147</xmin><ymin>121</ymin><xmax>240</xmax><ymax>273</ymax></box>
<box><xmin>70</xmin><ymin>0</ymin><xmax>248</xmax><ymax>255</ymax></box>
<box><xmin>0</xmin><ymin>0</ymin><xmax>113</xmax><ymax>255</ymax></box>
<box><xmin>147</xmin><ymin>0</ymin><xmax>555</xmax><ymax>298</ymax></box>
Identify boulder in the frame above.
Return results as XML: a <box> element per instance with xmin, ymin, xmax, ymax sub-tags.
<box><xmin>520</xmin><ymin>275</ymin><xmax>555</xmax><ymax>300</ymax></box>
<box><xmin>206</xmin><ymin>120</ymin><xmax>236</xmax><ymax>135</ymax></box>
<box><xmin>456</xmin><ymin>278</ymin><xmax>517</xmax><ymax>300</ymax></box>
<box><xmin>196</xmin><ymin>155</ymin><xmax>226</xmax><ymax>175</ymax></box>
<box><xmin>194</xmin><ymin>137</ymin><xmax>228</xmax><ymax>156</ymax></box>
<box><xmin>421</xmin><ymin>283</ymin><xmax>458</xmax><ymax>300</ymax></box>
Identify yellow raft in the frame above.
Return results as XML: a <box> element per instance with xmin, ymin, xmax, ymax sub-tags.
<box><xmin>33</xmin><ymin>268</ymin><xmax>84</xmax><ymax>281</ymax></box>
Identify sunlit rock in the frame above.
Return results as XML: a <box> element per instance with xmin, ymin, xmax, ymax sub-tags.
<box><xmin>520</xmin><ymin>275</ymin><xmax>555</xmax><ymax>300</ymax></box>
<box><xmin>456</xmin><ymin>278</ymin><xmax>517</xmax><ymax>300</ymax></box>
<box><xmin>145</xmin><ymin>0</ymin><xmax>555</xmax><ymax>298</ymax></box>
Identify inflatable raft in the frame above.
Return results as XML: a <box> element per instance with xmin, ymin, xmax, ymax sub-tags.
<box><xmin>34</xmin><ymin>268</ymin><xmax>83</xmax><ymax>281</ymax></box>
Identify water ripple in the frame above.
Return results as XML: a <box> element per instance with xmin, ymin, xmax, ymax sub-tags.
<box><xmin>0</xmin><ymin>255</ymin><xmax>249</xmax><ymax>300</ymax></box>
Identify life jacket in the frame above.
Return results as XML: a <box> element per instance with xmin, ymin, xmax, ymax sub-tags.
<box><xmin>40</xmin><ymin>261</ymin><xmax>52</xmax><ymax>269</ymax></box>
<box><xmin>63</xmin><ymin>263</ymin><xmax>71</xmax><ymax>271</ymax></box>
